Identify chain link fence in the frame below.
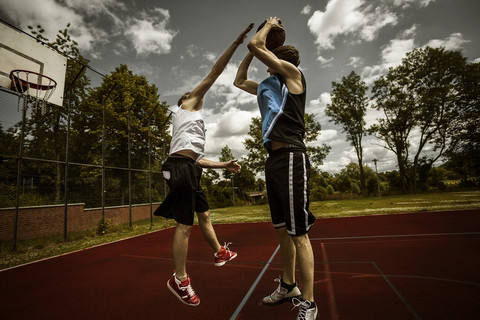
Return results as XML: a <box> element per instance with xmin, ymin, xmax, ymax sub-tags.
<box><xmin>0</xmin><ymin>53</ymin><xmax>170</xmax><ymax>249</ymax></box>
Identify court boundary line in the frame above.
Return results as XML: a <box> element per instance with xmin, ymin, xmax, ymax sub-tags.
<box><xmin>320</xmin><ymin>242</ymin><xmax>339</xmax><ymax>320</ymax></box>
<box><xmin>229</xmin><ymin>244</ymin><xmax>280</xmax><ymax>320</ymax></box>
<box><xmin>0</xmin><ymin>229</ymin><xmax>163</xmax><ymax>272</ymax></box>
<box><xmin>372</xmin><ymin>262</ymin><xmax>423</xmax><ymax>320</ymax></box>
<box><xmin>310</xmin><ymin>231</ymin><xmax>480</xmax><ymax>242</ymax></box>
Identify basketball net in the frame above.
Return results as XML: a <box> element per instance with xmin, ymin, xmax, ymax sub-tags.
<box><xmin>9</xmin><ymin>70</ymin><xmax>57</xmax><ymax>115</ymax></box>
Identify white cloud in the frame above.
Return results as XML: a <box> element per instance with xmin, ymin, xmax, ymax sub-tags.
<box><xmin>308</xmin><ymin>92</ymin><xmax>331</xmax><ymax>121</ymax></box>
<box><xmin>0</xmin><ymin>0</ymin><xmax>97</xmax><ymax>51</ymax></box>
<box><xmin>361</xmin><ymin>35</ymin><xmax>416</xmax><ymax>84</ymax></box>
<box><xmin>361</xmin><ymin>27</ymin><xmax>470</xmax><ymax>85</ymax></box>
<box><xmin>316</xmin><ymin>55</ymin><xmax>334</xmax><ymax>66</ymax></box>
<box><xmin>64</xmin><ymin>0</ymin><xmax>126</xmax><ymax>25</ymax></box>
<box><xmin>306</xmin><ymin>0</ymin><xmax>398</xmax><ymax>51</ymax></box>
<box><xmin>347</xmin><ymin>56</ymin><xmax>363</xmax><ymax>68</ymax></box>
<box><xmin>210</xmin><ymin>63</ymin><xmax>258</xmax><ymax>110</ymax></box>
<box><xmin>203</xmin><ymin>51</ymin><xmax>217</xmax><ymax>62</ymax></box>
<box><xmin>301</xmin><ymin>5</ymin><xmax>312</xmax><ymax>15</ymax></box>
<box><xmin>425</xmin><ymin>33</ymin><xmax>469</xmax><ymax>51</ymax></box>
<box><xmin>126</xmin><ymin>8</ymin><xmax>177</xmax><ymax>56</ymax></box>
<box><xmin>393</xmin><ymin>0</ymin><xmax>436</xmax><ymax>9</ymax></box>
<box><xmin>317</xmin><ymin>129</ymin><xmax>338</xmax><ymax>143</ymax></box>
<box><xmin>212</xmin><ymin>109</ymin><xmax>254</xmax><ymax>138</ymax></box>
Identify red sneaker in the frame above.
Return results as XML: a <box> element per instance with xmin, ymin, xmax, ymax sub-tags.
<box><xmin>214</xmin><ymin>242</ymin><xmax>237</xmax><ymax>266</ymax></box>
<box><xmin>167</xmin><ymin>273</ymin><xmax>200</xmax><ymax>307</ymax></box>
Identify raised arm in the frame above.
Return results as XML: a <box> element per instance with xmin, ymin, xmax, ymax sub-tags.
<box><xmin>182</xmin><ymin>23</ymin><xmax>254</xmax><ymax>111</ymax></box>
<box><xmin>233</xmin><ymin>52</ymin><xmax>259</xmax><ymax>95</ymax></box>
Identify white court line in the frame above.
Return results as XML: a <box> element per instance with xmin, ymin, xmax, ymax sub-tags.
<box><xmin>372</xmin><ymin>262</ymin><xmax>422</xmax><ymax>320</ymax></box>
<box><xmin>229</xmin><ymin>244</ymin><xmax>280</xmax><ymax>320</ymax></box>
<box><xmin>311</xmin><ymin>231</ymin><xmax>480</xmax><ymax>242</ymax></box>
<box><xmin>320</xmin><ymin>242</ymin><xmax>339</xmax><ymax>320</ymax></box>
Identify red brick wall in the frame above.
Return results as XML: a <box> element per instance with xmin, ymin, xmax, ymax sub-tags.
<box><xmin>0</xmin><ymin>203</ymin><xmax>160</xmax><ymax>240</ymax></box>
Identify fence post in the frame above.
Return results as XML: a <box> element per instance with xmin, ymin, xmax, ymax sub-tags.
<box><xmin>101</xmin><ymin>84</ymin><xmax>116</xmax><ymax>221</ymax></box>
<box><xmin>63</xmin><ymin>65</ymin><xmax>86</xmax><ymax>241</ymax></box>
<box><xmin>127</xmin><ymin>96</ymin><xmax>139</xmax><ymax>228</ymax></box>
<box><xmin>13</xmin><ymin>97</ymin><xmax>28</xmax><ymax>251</ymax></box>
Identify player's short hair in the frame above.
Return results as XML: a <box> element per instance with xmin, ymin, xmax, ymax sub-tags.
<box><xmin>178</xmin><ymin>92</ymin><xmax>191</xmax><ymax>106</ymax></box>
<box><xmin>272</xmin><ymin>45</ymin><xmax>300</xmax><ymax>67</ymax></box>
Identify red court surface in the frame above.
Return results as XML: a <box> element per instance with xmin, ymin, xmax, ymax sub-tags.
<box><xmin>1</xmin><ymin>209</ymin><xmax>479</xmax><ymax>319</ymax></box>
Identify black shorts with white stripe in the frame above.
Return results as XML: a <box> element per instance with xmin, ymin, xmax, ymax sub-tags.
<box><xmin>265</xmin><ymin>146</ymin><xmax>315</xmax><ymax>236</ymax></box>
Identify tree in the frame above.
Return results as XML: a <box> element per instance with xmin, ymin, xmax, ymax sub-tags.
<box><xmin>220</xmin><ymin>145</ymin><xmax>235</xmax><ymax>181</ymax></box>
<box><xmin>371</xmin><ymin>46</ymin><xmax>468</xmax><ymax>192</ymax></box>
<box><xmin>304</xmin><ymin>113</ymin><xmax>331</xmax><ymax>169</ymax></box>
<box><xmin>75</xmin><ymin>64</ymin><xmax>169</xmax><ymax>206</ymax></box>
<box><xmin>219</xmin><ymin>145</ymin><xmax>236</xmax><ymax>205</ymax></box>
<box><xmin>444</xmin><ymin>61</ymin><xmax>480</xmax><ymax>179</ymax></box>
<box><xmin>243</xmin><ymin>117</ymin><xmax>267</xmax><ymax>174</ymax></box>
<box><xmin>219</xmin><ymin>145</ymin><xmax>256</xmax><ymax>204</ymax></box>
<box><xmin>326</xmin><ymin>71</ymin><xmax>368</xmax><ymax>193</ymax></box>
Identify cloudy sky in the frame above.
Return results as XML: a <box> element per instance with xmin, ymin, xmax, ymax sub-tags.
<box><xmin>1</xmin><ymin>0</ymin><xmax>479</xmax><ymax>173</ymax></box>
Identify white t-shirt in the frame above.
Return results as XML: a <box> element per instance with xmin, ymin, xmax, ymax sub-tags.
<box><xmin>169</xmin><ymin>106</ymin><xmax>206</xmax><ymax>161</ymax></box>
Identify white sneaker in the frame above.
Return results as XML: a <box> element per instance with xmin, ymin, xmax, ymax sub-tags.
<box><xmin>292</xmin><ymin>298</ymin><xmax>318</xmax><ymax>320</ymax></box>
<box><xmin>262</xmin><ymin>277</ymin><xmax>302</xmax><ymax>305</ymax></box>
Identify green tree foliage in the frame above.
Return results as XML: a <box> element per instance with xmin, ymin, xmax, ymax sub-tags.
<box><xmin>371</xmin><ymin>46</ymin><xmax>469</xmax><ymax>193</ymax></box>
<box><xmin>218</xmin><ymin>145</ymin><xmax>259</xmax><ymax>204</ymax></box>
<box><xmin>304</xmin><ymin>113</ymin><xmax>331</xmax><ymax>169</ymax></box>
<box><xmin>444</xmin><ymin>61</ymin><xmax>480</xmax><ymax>180</ymax></box>
<box><xmin>220</xmin><ymin>145</ymin><xmax>235</xmax><ymax>181</ymax></box>
<box><xmin>326</xmin><ymin>71</ymin><xmax>368</xmax><ymax>193</ymax></box>
<box><xmin>71</xmin><ymin>64</ymin><xmax>169</xmax><ymax>206</ymax></box>
<box><xmin>243</xmin><ymin>117</ymin><xmax>266</xmax><ymax>174</ymax></box>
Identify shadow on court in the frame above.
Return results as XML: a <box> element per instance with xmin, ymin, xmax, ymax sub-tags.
<box><xmin>1</xmin><ymin>209</ymin><xmax>479</xmax><ymax>319</ymax></box>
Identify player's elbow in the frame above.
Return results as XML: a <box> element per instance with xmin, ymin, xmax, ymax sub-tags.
<box><xmin>233</xmin><ymin>78</ymin><xmax>243</xmax><ymax>88</ymax></box>
<box><xmin>248</xmin><ymin>40</ymin><xmax>262</xmax><ymax>53</ymax></box>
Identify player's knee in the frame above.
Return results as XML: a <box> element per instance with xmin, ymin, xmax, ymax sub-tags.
<box><xmin>291</xmin><ymin>233</ymin><xmax>310</xmax><ymax>246</ymax></box>
<box><xmin>176</xmin><ymin>222</ymin><xmax>192</xmax><ymax>235</ymax></box>
<box><xmin>197</xmin><ymin>210</ymin><xmax>211</xmax><ymax>223</ymax></box>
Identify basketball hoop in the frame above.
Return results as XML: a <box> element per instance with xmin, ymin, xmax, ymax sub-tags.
<box><xmin>9</xmin><ymin>69</ymin><xmax>57</xmax><ymax>114</ymax></box>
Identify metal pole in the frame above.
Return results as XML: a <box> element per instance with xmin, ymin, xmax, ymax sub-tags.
<box><xmin>231</xmin><ymin>177</ymin><xmax>235</xmax><ymax>207</ymax></box>
<box><xmin>101</xmin><ymin>84</ymin><xmax>116</xmax><ymax>221</ymax></box>
<box><xmin>63</xmin><ymin>65</ymin><xmax>85</xmax><ymax>241</ymax></box>
<box><xmin>63</xmin><ymin>92</ymin><xmax>71</xmax><ymax>241</ymax></box>
<box><xmin>127</xmin><ymin>97</ymin><xmax>138</xmax><ymax>228</ymax></box>
<box><xmin>148</xmin><ymin>116</ymin><xmax>153</xmax><ymax>227</ymax></box>
<box><xmin>13</xmin><ymin>97</ymin><xmax>28</xmax><ymax>251</ymax></box>
<box><xmin>373</xmin><ymin>158</ymin><xmax>381</xmax><ymax>197</ymax></box>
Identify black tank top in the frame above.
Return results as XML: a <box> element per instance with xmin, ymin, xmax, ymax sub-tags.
<box><xmin>267</xmin><ymin>71</ymin><xmax>307</xmax><ymax>149</ymax></box>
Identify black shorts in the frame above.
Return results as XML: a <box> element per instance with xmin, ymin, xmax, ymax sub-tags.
<box><xmin>153</xmin><ymin>157</ymin><xmax>209</xmax><ymax>226</ymax></box>
<box><xmin>265</xmin><ymin>146</ymin><xmax>315</xmax><ymax>236</ymax></box>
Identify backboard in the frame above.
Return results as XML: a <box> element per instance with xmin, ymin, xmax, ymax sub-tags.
<box><xmin>0</xmin><ymin>22</ymin><xmax>67</xmax><ymax>107</ymax></box>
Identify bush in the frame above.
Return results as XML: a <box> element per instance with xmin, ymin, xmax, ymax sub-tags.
<box><xmin>311</xmin><ymin>185</ymin><xmax>327</xmax><ymax>201</ymax></box>
<box><xmin>97</xmin><ymin>218</ymin><xmax>111</xmax><ymax>235</ymax></box>
<box><xmin>326</xmin><ymin>185</ymin><xmax>335</xmax><ymax>195</ymax></box>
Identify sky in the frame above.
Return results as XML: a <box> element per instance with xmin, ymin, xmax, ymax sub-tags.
<box><xmin>1</xmin><ymin>0</ymin><xmax>479</xmax><ymax>174</ymax></box>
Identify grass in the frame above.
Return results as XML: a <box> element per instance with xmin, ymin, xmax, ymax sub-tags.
<box><xmin>1</xmin><ymin>190</ymin><xmax>479</xmax><ymax>270</ymax></box>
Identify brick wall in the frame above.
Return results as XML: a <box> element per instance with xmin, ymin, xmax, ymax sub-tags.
<box><xmin>0</xmin><ymin>203</ymin><xmax>160</xmax><ymax>240</ymax></box>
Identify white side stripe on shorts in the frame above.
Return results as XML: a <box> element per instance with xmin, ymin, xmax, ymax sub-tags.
<box><xmin>289</xmin><ymin>152</ymin><xmax>295</xmax><ymax>234</ymax></box>
<box><xmin>302</xmin><ymin>152</ymin><xmax>308</xmax><ymax>231</ymax></box>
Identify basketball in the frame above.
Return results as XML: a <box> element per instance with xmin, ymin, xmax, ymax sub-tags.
<box><xmin>257</xmin><ymin>20</ymin><xmax>286</xmax><ymax>51</ymax></box>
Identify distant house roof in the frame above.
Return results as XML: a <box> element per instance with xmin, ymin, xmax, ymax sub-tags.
<box><xmin>246</xmin><ymin>191</ymin><xmax>267</xmax><ymax>197</ymax></box>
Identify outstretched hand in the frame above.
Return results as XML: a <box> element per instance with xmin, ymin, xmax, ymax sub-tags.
<box><xmin>225</xmin><ymin>159</ymin><xmax>241</xmax><ymax>173</ymax></box>
<box><xmin>265</xmin><ymin>17</ymin><xmax>283</xmax><ymax>31</ymax></box>
<box><xmin>236</xmin><ymin>23</ymin><xmax>255</xmax><ymax>44</ymax></box>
